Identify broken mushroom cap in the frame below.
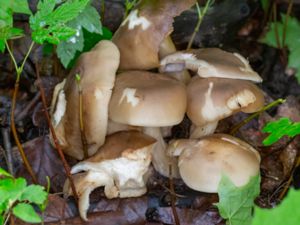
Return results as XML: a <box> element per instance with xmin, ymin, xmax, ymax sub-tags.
<box><xmin>168</xmin><ymin>134</ymin><xmax>261</xmax><ymax>193</ymax></box>
<box><xmin>112</xmin><ymin>0</ymin><xmax>196</xmax><ymax>70</ymax></box>
<box><xmin>50</xmin><ymin>40</ymin><xmax>120</xmax><ymax>160</ymax></box>
<box><xmin>160</xmin><ymin>48</ymin><xmax>263</xmax><ymax>82</ymax></box>
<box><xmin>109</xmin><ymin>71</ymin><xmax>187</xmax><ymax>127</ymax></box>
<box><xmin>64</xmin><ymin>130</ymin><xmax>156</xmax><ymax>221</ymax></box>
<box><xmin>187</xmin><ymin>76</ymin><xmax>264</xmax><ymax>130</ymax></box>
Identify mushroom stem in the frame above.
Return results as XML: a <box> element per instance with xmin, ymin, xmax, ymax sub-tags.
<box><xmin>159</xmin><ymin>36</ymin><xmax>191</xmax><ymax>84</ymax></box>
<box><xmin>190</xmin><ymin>121</ymin><xmax>218</xmax><ymax>139</ymax></box>
<box><xmin>143</xmin><ymin>127</ymin><xmax>180</xmax><ymax>178</ymax></box>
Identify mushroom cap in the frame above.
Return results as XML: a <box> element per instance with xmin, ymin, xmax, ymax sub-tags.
<box><xmin>187</xmin><ymin>77</ymin><xmax>264</xmax><ymax>126</ymax></box>
<box><xmin>109</xmin><ymin>71</ymin><xmax>187</xmax><ymax>127</ymax></box>
<box><xmin>112</xmin><ymin>0</ymin><xmax>196</xmax><ymax>70</ymax></box>
<box><xmin>177</xmin><ymin>134</ymin><xmax>261</xmax><ymax>192</ymax></box>
<box><xmin>51</xmin><ymin>40</ymin><xmax>120</xmax><ymax>159</ymax></box>
<box><xmin>64</xmin><ymin>131</ymin><xmax>156</xmax><ymax>220</ymax></box>
<box><xmin>84</xmin><ymin>130</ymin><xmax>156</xmax><ymax>163</ymax></box>
<box><xmin>160</xmin><ymin>48</ymin><xmax>263</xmax><ymax>82</ymax></box>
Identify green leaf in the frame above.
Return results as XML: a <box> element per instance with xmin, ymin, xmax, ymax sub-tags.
<box><xmin>262</xmin><ymin>117</ymin><xmax>300</xmax><ymax>145</ymax></box>
<box><xmin>30</xmin><ymin>0</ymin><xmax>90</xmax><ymax>45</ymax></box>
<box><xmin>0</xmin><ymin>168</ymin><xmax>13</xmax><ymax>178</ymax></box>
<box><xmin>12</xmin><ymin>0</ymin><xmax>32</xmax><ymax>14</ymax></box>
<box><xmin>216</xmin><ymin>175</ymin><xmax>261</xmax><ymax>225</ymax></box>
<box><xmin>12</xmin><ymin>203</ymin><xmax>41</xmax><ymax>223</ymax></box>
<box><xmin>0</xmin><ymin>177</ymin><xmax>27</xmax><ymax>204</ymax></box>
<box><xmin>20</xmin><ymin>185</ymin><xmax>48</xmax><ymax>205</ymax></box>
<box><xmin>0</xmin><ymin>215</ymin><xmax>3</xmax><ymax>225</ymax></box>
<box><xmin>260</xmin><ymin>14</ymin><xmax>300</xmax><ymax>82</ymax></box>
<box><xmin>252</xmin><ymin>189</ymin><xmax>300</xmax><ymax>225</ymax></box>
<box><xmin>260</xmin><ymin>0</ymin><xmax>269</xmax><ymax>12</ymax></box>
<box><xmin>56</xmin><ymin>4</ymin><xmax>103</xmax><ymax>68</ymax></box>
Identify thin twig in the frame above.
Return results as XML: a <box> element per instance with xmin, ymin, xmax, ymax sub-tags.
<box><xmin>6</xmin><ymin>40</ymin><xmax>38</xmax><ymax>183</ymax></box>
<box><xmin>34</xmin><ymin>63</ymin><xmax>79</xmax><ymax>202</ymax></box>
<box><xmin>1</xmin><ymin>128</ymin><xmax>14</xmax><ymax>175</ymax></box>
<box><xmin>15</xmin><ymin>92</ymin><xmax>41</xmax><ymax>122</ymax></box>
<box><xmin>187</xmin><ymin>0</ymin><xmax>212</xmax><ymax>50</ymax></box>
<box><xmin>169</xmin><ymin>164</ymin><xmax>180</xmax><ymax>225</ymax></box>
<box><xmin>272</xmin><ymin>3</ymin><xmax>281</xmax><ymax>49</ymax></box>
<box><xmin>230</xmin><ymin>98</ymin><xmax>286</xmax><ymax>135</ymax></box>
<box><xmin>282</xmin><ymin>0</ymin><xmax>294</xmax><ymax>48</ymax></box>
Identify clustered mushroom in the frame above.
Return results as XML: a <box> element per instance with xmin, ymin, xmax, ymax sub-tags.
<box><xmin>50</xmin><ymin>0</ymin><xmax>265</xmax><ymax>221</ymax></box>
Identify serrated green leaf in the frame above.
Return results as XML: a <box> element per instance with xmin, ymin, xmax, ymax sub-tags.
<box><xmin>75</xmin><ymin>5</ymin><xmax>102</xmax><ymax>34</ymax></box>
<box><xmin>0</xmin><ymin>168</ymin><xmax>13</xmax><ymax>178</ymax></box>
<box><xmin>216</xmin><ymin>175</ymin><xmax>261</xmax><ymax>225</ymax></box>
<box><xmin>56</xmin><ymin>26</ymin><xmax>83</xmax><ymax>67</ymax></box>
<box><xmin>252</xmin><ymin>189</ymin><xmax>300</xmax><ymax>225</ymax></box>
<box><xmin>262</xmin><ymin>117</ymin><xmax>300</xmax><ymax>145</ymax></box>
<box><xmin>12</xmin><ymin>203</ymin><xmax>41</xmax><ymax>223</ymax></box>
<box><xmin>30</xmin><ymin>0</ymin><xmax>90</xmax><ymax>45</ymax></box>
<box><xmin>20</xmin><ymin>185</ymin><xmax>47</xmax><ymax>205</ymax></box>
<box><xmin>56</xmin><ymin>4</ymin><xmax>103</xmax><ymax>68</ymax></box>
<box><xmin>12</xmin><ymin>0</ymin><xmax>31</xmax><ymax>15</ymax></box>
<box><xmin>0</xmin><ymin>177</ymin><xmax>27</xmax><ymax>204</ymax></box>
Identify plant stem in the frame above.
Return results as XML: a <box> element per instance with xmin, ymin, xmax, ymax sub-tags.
<box><xmin>76</xmin><ymin>77</ymin><xmax>89</xmax><ymax>159</ymax></box>
<box><xmin>187</xmin><ymin>0</ymin><xmax>212</xmax><ymax>50</ymax></box>
<box><xmin>230</xmin><ymin>98</ymin><xmax>286</xmax><ymax>135</ymax></box>
<box><xmin>34</xmin><ymin>63</ymin><xmax>79</xmax><ymax>202</ymax></box>
<box><xmin>282</xmin><ymin>0</ymin><xmax>294</xmax><ymax>48</ymax></box>
<box><xmin>272</xmin><ymin>2</ymin><xmax>281</xmax><ymax>49</ymax></box>
<box><xmin>5</xmin><ymin>41</ymin><xmax>37</xmax><ymax>184</ymax></box>
<box><xmin>169</xmin><ymin>164</ymin><xmax>180</xmax><ymax>225</ymax></box>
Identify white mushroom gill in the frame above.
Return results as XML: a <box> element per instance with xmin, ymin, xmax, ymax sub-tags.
<box><xmin>121</xmin><ymin>9</ymin><xmax>151</xmax><ymax>30</ymax></box>
<box><xmin>227</xmin><ymin>89</ymin><xmax>256</xmax><ymax>110</ymax></box>
<box><xmin>119</xmin><ymin>88</ymin><xmax>140</xmax><ymax>107</ymax></box>
<box><xmin>52</xmin><ymin>90</ymin><xmax>67</xmax><ymax>127</ymax></box>
<box><xmin>201</xmin><ymin>82</ymin><xmax>231</xmax><ymax>121</ymax></box>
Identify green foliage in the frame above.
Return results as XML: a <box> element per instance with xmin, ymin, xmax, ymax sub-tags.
<box><xmin>261</xmin><ymin>14</ymin><xmax>300</xmax><ymax>82</ymax></box>
<box><xmin>260</xmin><ymin>0</ymin><xmax>269</xmax><ymax>12</ymax></box>
<box><xmin>57</xmin><ymin>26</ymin><xmax>112</xmax><ymax>68</ymax></box>
<box><xmin>262</xmin><ymin>117</ymin><xmax>300</xmax><ymax>146</ymax></box>
<box><xmin>252</xmin><ymin>188</ymin><xmax>300</xmax><ymax>225</ymax></box>
<box><xmin>0</xmin><ymin>168</ymin><xmax>48</xmax><ymax>224</ymax></box>
<box><xmin>30</xmin><ymin>0</ymin><xmax>90</xmax><ymax>44</ymax></box>
<box><xmin>216</xmin><ymin>175</ymin><xmax>261</xmax><ymax>225</ymax></box>
<box><xmin>56</xmin><ymin>3</ymin><xmax>105</xmax><ymax>68</ymax></box>
<box><xmin>0</xmin><ymin>0</ymin><xmax>31</xmax><ymax>52</ymax></box>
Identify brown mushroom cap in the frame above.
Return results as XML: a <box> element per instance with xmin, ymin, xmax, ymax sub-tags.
<box><xmin>51</xmin><ymin>40</ymin><xmax>120</xmax><ymax>160</ymax></box>
<box><xmin>112</xmin><ymin>0</ymin><xmax>196</xmax><ymax>70</ymax></box>
<box><xmin>171</xmin><ymin>134</ymin><xmax>261</xmax><ymax>192</ymax></box>
<box><xmin>109</xmin><ymin>71</ymin><xmax>187</xmax><ymax>127</ymax></box>
<box><xmin>187</xmin><ymin>77</ymin><xmax>264</xmax><ymax>127</ymax></box>
<box><xmin>160</xmin><ymin>48</ymin><xmax>263</xmax><ymax>82</ymax></box>
<box><xmin>64</xmin><ymin>131</ymin><xmax>156</xmax><ymax>220</ymax></box>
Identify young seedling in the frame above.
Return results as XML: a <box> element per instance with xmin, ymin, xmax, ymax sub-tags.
<box><xmin>75</xmin><ymin>73</ymin><xmax>89</xmax><ymax>159</ymax></box>
<box><xmin>0</xmin><ymin>168</ymin><xmax>48</xmax><ymax>224</ymax></box>
<box><xmin>187</xmin><ymin>0</ymin><xmax>214</xmax><ymax>50</ymax></box>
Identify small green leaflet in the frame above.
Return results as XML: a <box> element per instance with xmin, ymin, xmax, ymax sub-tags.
<box><xmin>56</xmin><ymin>4</ymin><xmax>104</xmax><ymax>68</ymax></box>
<box><xmin>0</xmin><ymin>0</ymin><xmax>31</xmax><ymax>52</ymax></box>
<box><xmin>30</xmin><ymin>0</ymin><xmax>90</xmax><ymax>44</ymax></box>
<box><xmin>0</xmin><ymin>167</ymin><xmax>13</xmax><ymax>178</ymax></box>
<box><xmin>252</xmin><ymin>189</ymin><xmax>300</xmax><ymax>225</ymax></box>
<box><xmin>12</xmin><ymin>203</ymin><xmax>41</xmax><ymax>223</ymax></box>
<box><xmin>262</xmin><ymin>117</ymin><xmax>300</xmax><ymax>146</ymax></box>
<box><xmin>216</xmin><ymin>175</ymin><xmax>261</xmax><ymax>225</ymax></box>
<box><xmin>260</xmin><ymin>14</ymin><xmax>300</xmax><ymax>82</ymax></box>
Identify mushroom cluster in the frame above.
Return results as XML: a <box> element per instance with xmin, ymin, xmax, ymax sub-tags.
<box><xmin>50</xmin><ymin>0</ymin><xmax>264</xmax><ymax>221</ymax></box>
